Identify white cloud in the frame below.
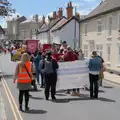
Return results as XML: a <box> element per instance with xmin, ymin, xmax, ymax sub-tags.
<box><xmin>5</xmin><ymin>13</ymin><xmax>21</xmax><ymax>21</ymax></box>
<box><xmin>78</xmin><ymin>9</ymin><xmax>91</xmax><ymax>15</ymax></box>
<box><xmin>47</xmin><ymin>12</ymin><xmax>53</xmax><ymax>17</ymax></box>
<box><xmin>77</xmin><ymin>2</ymin><xmax>99</xmax><ymax>15</ymax></box>
<box><xmin>0</xmin><ymin>13</ymin><xmax>21</xmax><ymax>28</ymax></box>
<box><xmin>45</xmin><ymin>12</ymin><xmax>53</xmax><ymax>23</ymax></box>
<box><xmin>0</xmin><ymin>18</ymin><xmax>7</xmax><ymax>28</ymax></box>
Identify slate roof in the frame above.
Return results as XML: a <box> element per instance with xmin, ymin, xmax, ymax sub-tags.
<box><xmin>81</xmin><ymin>0</ymin><xmax>120</xmax><ymax>22</ymax></box>
<box><xmin>16</xmin><ymin>16</ymin><xmax>26</xmax><ymax>22</ymax></box>
<box><xmin>37</xmin><ymin>16</ymin><xmax>67</xmax><ymax>34</ymax></box>
<box><xmin>52</xmin><ymin>16</ymin><xmax>80</xmax><ymax>32</ymax></box>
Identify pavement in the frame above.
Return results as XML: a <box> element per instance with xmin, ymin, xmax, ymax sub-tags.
<box><xmin>104</xmin><ymin>72</ymin><xmax>120</xmax><ymax>85</ymax></box>
<box><xmin>0</xmin><ymin>53</ymin><xmax>120</xmax><ymax>120</ymax></box>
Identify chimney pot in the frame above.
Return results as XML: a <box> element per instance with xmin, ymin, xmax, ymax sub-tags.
<box><xmin>35</xmin><ymin>14</ymin><xmax>38</xmax><ymax>22</ymax></box>
<box><xmin>53</xmin><ymin>11</ymin><xmax>57</xmax><ymax>19</ymax></box>
<box><xmin>67</xmin><ymin>3</ymin><xmax>69</xmax><ymax>7</ymax></box>
<box><xmin>42</xmin><ymin>15</ymin><xmax>45</xmax><ymax>23</ymax></box>
<box><xmin>66</xmin><ymin>2</ymin><xmax>73</xmax><ymax>19</ymax></box>
<box><xmin>69</xmin><ymin>1</ymin><xmax>72</xmax><ymax>7</ymax></box>
<box><xmin>58</xmin><ymin>8</ymin><xmax>63</xmax><ymax>18</ymax></box>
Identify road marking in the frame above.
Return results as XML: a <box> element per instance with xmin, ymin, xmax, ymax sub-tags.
<box><xmin>2</xmin><ymin>79</ymin><xmax>18</xmax><ymax>120</ymax></box>
<box><xmin>2</xmin><ymin>77</ymin><xmax>24</xmax><ymax>120</ymax></box>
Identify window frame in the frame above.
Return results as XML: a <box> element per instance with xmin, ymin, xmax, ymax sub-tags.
<box><xmin>97</xmin><ymin>19</ymin><xmax>102</xmax><ymax>34</ymax></box>
<box><xmin>84</xmin><ymin>23</ymin><xmax>88</xmax><ymax>36</ymax></box>
<box><xmin>108</xmin><ymin>16</ymin><xmax>112</xmax><ymax>37</ymax></box>
<box><xmin>117</xmin><ymin>44</ymin><xmax>120</xmax><ymax>65</ymax></box>
<box><xmin>107</xmin><ymin>44</ymin><xmax>111</xmax><ymax>62</ymax></box>
<box><xmin>118</xmin><ymin>14</ymin><xmax>120</xmax><ymax>31</ymax></box>
<box><xmin>96</xmin><ymin>44</ymin><xmax>103</xmax><ymax>57</ymax></box>
<box><xmin>83</xmin><ymin>44</ymin><xmax>88</xmax><ymax>57</ymax></box>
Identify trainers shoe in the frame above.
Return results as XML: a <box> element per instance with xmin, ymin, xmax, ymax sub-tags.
<box><xmin>71</xmin><ymin>91</ymin><xmax>76</xmax><ymax>96</ymax></box>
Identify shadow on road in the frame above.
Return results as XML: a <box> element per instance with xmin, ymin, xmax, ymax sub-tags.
<box><xmin>56</xmin><ymin>93</ymin><xmax>67</xmax><ymax>96</ymax></box>
<box><xmin>103</xmin><ymin>86</ymin><xmax>113</xmax><ymax>89</ymax></box>
<box><xmin>98</xmin><ymin>90</ymin><xmax>105</xmax><ymax>93</ymax></box>
<box><xmin>86</xmin><ymin>89</ymin><xmax>105</xmax><ymax>93</ymax></box>
<box><xmin>30</xmin><ymin>89</ymin><xmax>42</xmax><ymax>92</ymax></box>
<box><xmin>52</xmin><ymin>94</ymin><xmax>89</xmax><ymax>103</ymax></box>
<box><xmin>24</xmin><ymin>109</ymin><xmax>47</xmax><ymax>114</ymax></box>
<box><xmin>99</xmin><ymin>97</ymin><xmax>116</xmax><ymax>102</ymax></box>
<box><xmin>51</xmin><ymin>94</ymin><xmax>116</xmax><ymax>103</ymax></box>
<box><xmin>30</xmin><ymin>96</ymin><xmax>44</xmax><ymax>100</ymax></box>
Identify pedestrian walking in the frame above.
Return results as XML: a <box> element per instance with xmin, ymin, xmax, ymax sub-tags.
<box><xmin>13</xmin><ymin>53</ymin><xmax>33</xmax><ymax>111</ymax></box>
<box><xmin>97</xmin><ymin>55</ymin><xmax>105</xmax><ymax>87</ymax></box>
<box><xmin>34</xmin><ymin>51</ymin><xmax>42</xmax><ymax>85</ymax></box>
<box><xmin>39</xmin><ymin>54</ymin><xmax>46</xmax><ymax>88</ymax></box>
<box><xmin>42</xmin><ymin>51</ymin><xmax>59</xmax><ymax>100</ymax></box>
<box><xmin>88</xmin><ymin>51</ymin><xmax>102</xmax><ymax>99</ymax></box>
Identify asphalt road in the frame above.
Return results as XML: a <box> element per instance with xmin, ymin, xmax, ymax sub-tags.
<box><xmin>1</xmin><ymin>76</ymin><xmax>120</xmax><ymax>120</ymax></box>
<box><xmin>0</xmin><ymin>53</ymin><xmax>120</xmax><ymax>120</ymax></box>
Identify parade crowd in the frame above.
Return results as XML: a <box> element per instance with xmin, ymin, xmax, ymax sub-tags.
<box><xmin>10</xmin><ymin>41</ymin><xmax>105</xmax><ymax>112</ymax></box>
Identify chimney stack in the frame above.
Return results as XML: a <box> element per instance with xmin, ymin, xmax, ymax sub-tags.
<box><xmin>42</xmin><ymin>15</ymin><xmax>45</xmax><ymax>23</ymax></box>
<box><xmin>66</xmin><ymin>1</ymin><xmax>73</xmax><ymax>19</ymax></box>
<box><xmin>35</xmin><ymin>14</ymin><xmax>38</xmax><ymax>22</ymax></box>
<box><xmin>53</xmin><ymin>11</ymin><xmax>57</xmax><ymax>19</ymax></box>
<box><xmin>58</xmin><ymin>8</ymin><xmax>63</xmax><ymax>18</ymax></box>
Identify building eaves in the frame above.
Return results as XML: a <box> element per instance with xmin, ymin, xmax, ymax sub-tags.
<box><xmin>36</xmin><ymin>23</ymin><xmax>46</xmax><ymax>34</ymax></box>
<box><xmin>52</xmin><ymin>16</ymin><xmax>80</xmax><ymax>32</ymax></box>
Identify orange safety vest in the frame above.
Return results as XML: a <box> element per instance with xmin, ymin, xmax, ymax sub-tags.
<box><xmin>17</xmin><ymin>61</ymin><xmax>32</xmax><ymax>83</ymax></box>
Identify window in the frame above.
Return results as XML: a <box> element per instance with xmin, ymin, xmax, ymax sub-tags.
<box><xmin>97</xmin><ymin>20</ymin><xmax>102</xmax><ymax>33</ymax></box>
<box><xmin>84</xmin><ymin>45</ymin><xmax>88</xmax><ymax>57</ymax></box>
<box><xmin>118</xmin><ymin>45</ymin><xmax>120</xmax><ymax>64</ymax></box>
<box><xmin>107</xmin><ymin>44</ymin><xmax>111</xmax><ymax>62</ymax></box>
<box><xmin>89</xmin><ymin>40</ymin><xmax>95</xmax><ymax>52</ymax></box>
<box><xmin>13</xmin><ymin>25</ymin><xmax>16</xmax><ymax>34</ymax></box>
<box><xmin>96</xmin><ymin>44</ymin><xmax>103</xmax><ymax>57</ymax></box>
<box><xmin>84</xmin><ymin>23</ymin><xmax>88</xmax><ymax>35</ymax></box>
<box><xmin>118</xmin><ymin>14</ymin><xmax>120</xmax><ymax>31</ymax></box>
<box><xmin>108</xmin><ymin>17</ymin><xmax>112</xmax><ymax>36</ymax></box>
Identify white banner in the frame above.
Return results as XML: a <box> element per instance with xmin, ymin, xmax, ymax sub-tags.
<box><xmin>56</xmin><ymin>60</ymin><xmax>89</xmax><ymax>90</ymax></box>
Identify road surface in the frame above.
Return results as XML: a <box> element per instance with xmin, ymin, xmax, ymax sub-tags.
<box><xmin>0</xmin><ymin>53</ymin><xmax>120</xmax><ymax>120</ymax></box>
<box><xmin>0</xmin><ymin>76</ymin><xmax>120</xmax><ymax>120</ymax></box>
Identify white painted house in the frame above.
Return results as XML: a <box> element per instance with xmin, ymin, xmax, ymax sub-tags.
<box><xmin>36</xmin><ymin>16</ymin><xmax>67</xmax><ymax>44</ymax></box>
<box><xmin>80</xmin><ymin>0</ymin><xmax>120</xmax><ymax>71</ymax></box>
<box><xmin>51</xmin><ymin>16</ymin><xmax>80</xmax><ymax>49</ymax></box>
<box><xmin>37</xmin><ymin>1</ymin><xmax>80</xmax><ymax>48</ymax></box>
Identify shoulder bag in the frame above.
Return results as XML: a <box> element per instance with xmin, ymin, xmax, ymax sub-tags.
<box><xmin>24</xmin><ymin>64</ymin><xmax>33</xmax><ymax>81</ymax></box>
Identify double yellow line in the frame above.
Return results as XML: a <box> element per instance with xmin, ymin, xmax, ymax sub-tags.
<box><xmin>1</xmin><ymin>76</ymin><xmax>24</xmax><ymax>120</ymax></box>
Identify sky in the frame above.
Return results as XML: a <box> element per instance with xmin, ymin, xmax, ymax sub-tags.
<box><xmin>0</xmin><ymin>0</ymin><xmax>101</xmax><ymax>28</ymax></box>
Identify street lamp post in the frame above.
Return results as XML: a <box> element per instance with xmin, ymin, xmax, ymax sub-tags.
<box><xmin>74</xmin><ymin>6</ymin><xmax>77</xmax><ymax>50</ymax></box>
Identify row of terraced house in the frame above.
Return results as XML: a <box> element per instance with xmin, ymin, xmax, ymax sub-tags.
<box><xmin>5</xmin><ymin>0</ymin><xmax>120</xmax><ymax>71</ymax></box>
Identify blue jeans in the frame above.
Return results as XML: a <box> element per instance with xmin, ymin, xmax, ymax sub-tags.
<box><xmin>36</xmin><ymin>69</ymin><xmax>40</xmax><ymax>84</ymax></box>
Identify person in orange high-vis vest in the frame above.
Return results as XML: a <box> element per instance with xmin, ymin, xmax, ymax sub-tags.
<box><xmin>17</xmin><ymin>61</ymin><xmax>32</xmax><ymax>84</ymax></box>
<box><xmin>13</xmin><ymin>53</ymin><xmax>33</xmax><ymax>111</ymax></box>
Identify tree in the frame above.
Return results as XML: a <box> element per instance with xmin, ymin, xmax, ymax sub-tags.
<box><xmin>0</xmin><ymin>0</ymin><xmax>15</xmax><ymax>16</ymax></box>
